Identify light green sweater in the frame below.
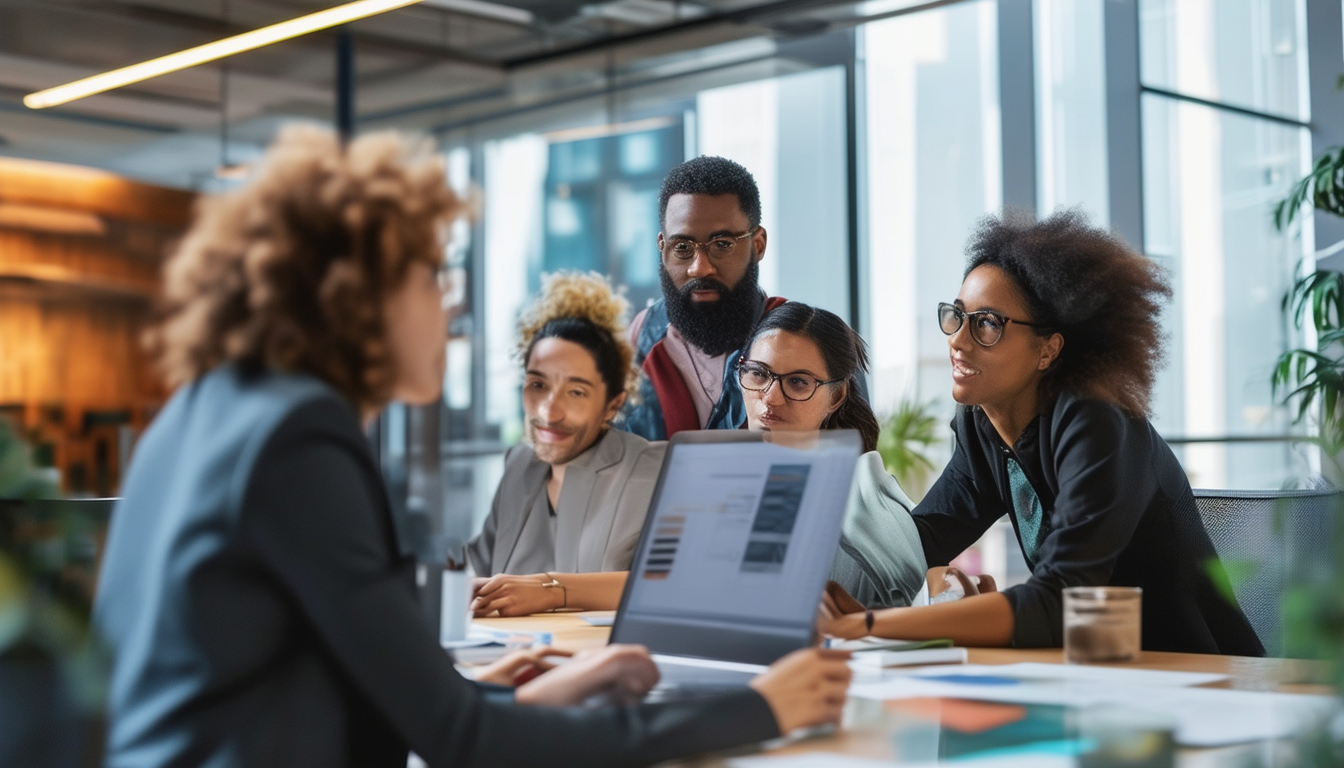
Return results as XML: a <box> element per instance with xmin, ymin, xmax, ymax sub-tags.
<box><xmin>828</xmin><ymin>451</ymin><xmax>928</xmax><ymax>608</ymax></box>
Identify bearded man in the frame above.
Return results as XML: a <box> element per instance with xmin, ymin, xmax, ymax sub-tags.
<box><xmin>620</xmin><ymin>156</ymin><xmax>785</xmax><ymax>440</ymax></box>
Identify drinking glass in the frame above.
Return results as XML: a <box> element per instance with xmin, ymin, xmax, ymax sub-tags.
<box><xmin>1063</xmin><ymin>586</ymin><xmax>1142</xmax><ymax>663</ymax></box>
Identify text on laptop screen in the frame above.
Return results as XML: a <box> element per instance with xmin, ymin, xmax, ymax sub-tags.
<box><xmin>622</xmin><ymin>437</ymin><xmax>855</xmax><ymax>633</ymax></box>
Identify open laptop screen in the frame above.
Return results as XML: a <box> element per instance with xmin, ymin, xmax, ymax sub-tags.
<box><xmin>611</xmin><ymin>430</ymin><xmax>860</xmax><ymax>664</ymax></box>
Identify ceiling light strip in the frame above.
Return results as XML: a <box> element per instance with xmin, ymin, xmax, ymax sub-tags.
<box><xmin>24</xmin><ymin>0</ymin><xmax>423</xmax><ymax>109</ymax></box>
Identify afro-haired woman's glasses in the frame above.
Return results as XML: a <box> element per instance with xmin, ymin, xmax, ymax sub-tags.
<box><xmin>662</xmin><ymin>229</ymin><xmax>756</xmax><ymax>261</ymax></box>
<box><xmin>737</xmin><ymin>359</ymin><xmax>844</xmax><ymax>402</ymax></box>
<box><xmin>937</xmin><ymin>302</ymin><xmax>1043</xmax><ymax>347</ymax></box>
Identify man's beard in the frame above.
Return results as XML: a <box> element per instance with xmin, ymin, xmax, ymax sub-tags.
<box><xmin>660</xmin><ymin>258</ymin><xmax>764</xmax><ymax>357</ymax></box>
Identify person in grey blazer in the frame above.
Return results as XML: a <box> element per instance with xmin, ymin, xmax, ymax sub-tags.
<box><xmin>466</xmin><ymin>273</ymin><xmax>666</xmax><ymax>614</ymax></box>
<box><xmin>467</xmin><ymin>427</ymin><xmax>665</xmax><ymax>577</ymax></box>
<box><xmin>94</xmin><ymin>126</ymin><xmax>851</xmax><ymax>768</ymax></box>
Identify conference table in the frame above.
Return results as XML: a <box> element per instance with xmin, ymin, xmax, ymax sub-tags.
<box><xmin>472</xmin><ymin>611</ymin><xmax>1336</xmax><ymax>766</ymax></box>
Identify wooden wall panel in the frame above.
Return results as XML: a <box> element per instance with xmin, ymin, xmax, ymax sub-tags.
<box><xmin>0</xmin><ymin>230</ymin><xmax>161</xmax><ymax>298</ymax></box>
<box><xmin>0</xmin><ymin>296</ymin><xmax>162</xmax><ymax>410</ymax></box>
<box><xmin>0</xmin><ymin>159</ymin><xmax>190</xmax><ymax>494</ymax></box>
<box><xmin>0</xmin><ymin>157</ymin><xmax>193</xmax><ymax>228</ymax></box>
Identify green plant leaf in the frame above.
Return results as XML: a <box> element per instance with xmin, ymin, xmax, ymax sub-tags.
<box><xmin>877</xmin><ymin>397</ymin><xmax>944</xmax><ymax>499</ymax></box>
<box><xmin>1275</xmin><ymin>147</ymin><xmax>1344</xmax><ymax>230</ymax></box>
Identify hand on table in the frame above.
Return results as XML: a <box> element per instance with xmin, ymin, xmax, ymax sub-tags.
<box><xmin>514</xmin><ymin>644</ymin><xmax>660</xmax><ymax>706</ymax></box>
<box><xmin>471</xmin><ymin>573</ymin><xmax>562</xmax><ymax>617</ymax></box>
<box><xmin>474</xmin><ymin>646</ymin><xmax>572</xmax><ymax>687</ymax></box>
<box><xmin>749</xmin><ymin>648</ymin><xmax>852</xmax><ymax>734</ymax></box>
<box><xmin>817</xmin><ymin>581</ymin><xmax>868</xmax><ymax>640</ymax></box>
<box><xmin>927</xmin><ymin>566</ymin><xmax>997</xmax><ymax>601</ymax></box>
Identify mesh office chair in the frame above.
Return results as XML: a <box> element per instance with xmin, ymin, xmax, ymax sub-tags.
<box><xmin>1193</xmin><ymin>488</ymin><xmax>1339</xmax><ymax>657</ymax></box>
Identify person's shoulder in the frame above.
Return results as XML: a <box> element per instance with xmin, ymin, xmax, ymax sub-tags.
<box><xmin>1048</xmin><ymin>392</ymin><xmax>1137</xmax><ymax>433</ymax></box>
<box><xmin>223</xmin><ymin>369</ymin><xmax>368</xmax><ymax>488</ymax></box>
<box><xmin>633</xmin><ymin>300</ymin><xmax>668</xmax><ymax>347</ymax></box>
<box><xmin>590</xmin><ymin>428</ymin><xmax>666</xmax><ymax>473</ymax></box>
<box><xmin>606</xmin><ymin>425</ymin><xmax>655</xmax><ymax>452</ymax></box>
<box><xmin>201</xmin><ymin>363</ymin><xmax>348</xmax><ymax>423</ymax></box>
<box><xmin>1043</xmin><ymin>393</ymin><xmax>1150</xmax><ymax>455</ymax></box>
<box><xmin>130</xmin><ymin>365</ymin><xmax>365</xmax><ymax>526</ymax></box>
<box><xmin>854</xmin><ymin>450</ymin><xmax>917</xmax><ymax>509</ymax></box>
<box><xmin>634</xmin><ymin>436</ymin><xmax>667</xmax><ymax>467</ymax></box>
<box><xmin>501</xmin><ymin>440</ymin><xmax>540</xmax><ymax>472</ymax></box>
<box><xmin>229</xmin><ymin>367</ymin><xmax>359</xmax><ymax>442</ymax></box>
<box><xmin>949</xmin><ymin>404</ymin><xmax>988</xmax><ymax>441</ymax></box>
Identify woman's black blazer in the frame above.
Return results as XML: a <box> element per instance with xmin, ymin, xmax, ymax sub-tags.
<box><xmin>95</xmin><ymin>365</ymin><xmax>777</xmax><ymax>767</ymax></box>
<box><xmin>912</xmin><ymin>393</ymin><xmax>1264</xmax><ymax>656</ymax></box>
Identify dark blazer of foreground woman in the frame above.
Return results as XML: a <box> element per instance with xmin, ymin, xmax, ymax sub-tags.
<box><xmin>911</xmin><ymin>393</ymin><xmax>1264</xmax><ymax>656</ymax></box>
<box><xmin>95</xmin><ymin>365</ymin><xmax>777</xmax><ymax>768</ymax></box>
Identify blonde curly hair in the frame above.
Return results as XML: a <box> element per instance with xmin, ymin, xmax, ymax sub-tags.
<box><xmin>145</xmin><ymin>125</ymin><xmax>464</xmax><ymax>411</ymax></box>
<box><xmin>516</xmin><ymin>271</ymin><xmax>636</xmax><ymax>399</ymax></box>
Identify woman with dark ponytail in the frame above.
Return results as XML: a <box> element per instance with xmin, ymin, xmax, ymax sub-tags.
<box><xmin>739</xmin><ymin>302</ymin><xmax>928</xmax><ymax>609</ymax></box>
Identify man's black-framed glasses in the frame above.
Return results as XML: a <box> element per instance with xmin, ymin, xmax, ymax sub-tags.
<box><xmin>737</xmin><ymin>359</ymin><xmax>844</xmax><ymax>402</ymax></box>
<box><xmin>662</xmin><ymin>228</ymin><xmax>756</xmax><ymax>260</ymax></box>
<box><xmin>937</xmin><ymin>302</ymin><xmax>1043</xmax><ymax>347</ymax></box>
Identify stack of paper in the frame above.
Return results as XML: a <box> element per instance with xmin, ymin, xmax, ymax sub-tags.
<box><xmin>847</xmin><ymin>663</ymin><xmax>1338</xmax><ymax>746</ymax></box>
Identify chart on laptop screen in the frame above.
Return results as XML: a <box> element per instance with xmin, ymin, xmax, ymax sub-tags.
<box><xmin>625</xmin><ymin>439</ymin><xmax>854</xmax><ymax>629</ymax></box>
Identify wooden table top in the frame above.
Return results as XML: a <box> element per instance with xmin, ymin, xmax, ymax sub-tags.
<box><xmin>473</xmin><ymin>612</ymin><xmax>1330</xmax><ymax>691</ymax></box>
<box><xmin>470</xmin><ymin>613</ymin><xmax>1336</xmax><ymax>765</ymax></box>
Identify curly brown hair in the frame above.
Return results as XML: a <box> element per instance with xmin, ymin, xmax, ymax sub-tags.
<box><xmin>145</xmin><ymin>125</ymin><xmax>464</xmax><ymax>411</ymax></box>
<box><xmin>516</xmin><ymin>271</ymin><xmax>636</xmax><ymax>400</ymax></box>
<box><xmin>965</xmin><ymin>208</ymin><xmax>1172</xmax><ymax>417</ymax></box>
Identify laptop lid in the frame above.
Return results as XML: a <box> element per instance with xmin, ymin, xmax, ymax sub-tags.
<box><xmin>610</xmin><ymin>429</ymin><xmax>861</xmax><ymax>665</ymax></box>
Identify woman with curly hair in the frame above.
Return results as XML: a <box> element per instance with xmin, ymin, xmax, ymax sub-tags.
<box><xmin>94</xmin><ymin>126</ymin><xmax>851</xmax><ymax>768</ymax></box>
<box><xmin>821</xmin><ymin>209</ymin><xmax>1263</xmax><ymax>656</ymax></box>
<box><xmin>466</xmin><ymin>272</ymin><xmax>665</xmax><ymax>613</ymax></box>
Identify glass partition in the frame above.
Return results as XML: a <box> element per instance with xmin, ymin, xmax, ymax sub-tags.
<box><xmin>860</xmin><ymin>0</ymin><xmax>1001</xmax><ymax>485</ymax></box>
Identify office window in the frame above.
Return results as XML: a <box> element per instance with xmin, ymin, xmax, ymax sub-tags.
<box><xmin>695</xmin><ymin>67</ymin><xmax>850</xmax><ymax>315</ymax></box>
<box><xmin>1139</xmin><ymin>0</ymin><xmax>1308</xmax><ymax>123</ymax></box>
<box><xmin>1139</xmin><ymin>0</ymin><xmax>1313</xmax><ymax>488</ymax></box>
<box><xmin>1034</xmin><ymin>0</ymin><xmax>1109</xmax><ymax>221</ymax></box>
<box><xmin>542</xmin><ymin>124</ymin><xmax>682</xmax><ymax>310</ymax></box>
<box><xmin>860</xmin><ymin>0</ymin><xmax>1001</xmax><ymax>431</ymax></box>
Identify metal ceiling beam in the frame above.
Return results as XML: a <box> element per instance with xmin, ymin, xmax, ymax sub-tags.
<box><xmin>62</xmin><ymin>1</ymin><xmax>505</xmax><ymax>71</ymax></box>
<box><xmin>499</xmin><ymin>0</ymin><xmax>856</xmax><ymax>69</ymax></box>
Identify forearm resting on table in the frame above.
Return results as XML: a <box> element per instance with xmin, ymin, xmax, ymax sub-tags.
<box><xmin>551</xmin><ymin>571</ymin><xmax>628</xmax><ymax>611</ymax></box>
<box><xmin>872</xmin><ymin>592</ymin><xmax>1014</xmax><ymax>647</ymax></box>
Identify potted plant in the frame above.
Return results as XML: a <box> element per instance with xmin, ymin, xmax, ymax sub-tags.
<box><xmin>876</xmin><ymin>397</ymin><xmax>944</xmax><ymax>502</ymax></box>
<box><xmin>0</xmin><ymin>417</ymin><xmax>106</xmax><ymax>767</ymax></box>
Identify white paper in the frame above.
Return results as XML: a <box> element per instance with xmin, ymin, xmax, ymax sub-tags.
<box><xmin>848</xmin><ymin>674</ymin><xmax>1338</xmax><ymax>746</ymax></box>
<box><xmin>902</xmin><ymin>662</ymin><xmax>1228</xmax><ymax>687</ymax></box>
<box><xmin>726</xmin><ymin>755</ymin><xmax>891</xmax><ymax>768</ymax></box>
<box><xmin>851</xmin><ymin>647</ymin><xmax>969</xmax><ymax>668</ymax></box>
<box><xmin>727</xmin><ymin>754</ymin><xmax>1074</xmax><ymax>768</ymax></box>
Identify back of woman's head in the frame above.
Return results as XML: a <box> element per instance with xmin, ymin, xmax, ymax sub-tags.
<box><xmin>516</xmin><ymin>272</ymin><xmax>635</xmax><ymax>402</ymax></box>
<box><xmin>965</xmin><ymin>207</ymin><xmax>1172</xmax><ymax>416</ymax></box>
<box><xmin>747</xmin><ymin>302</ymin><xmax>880</xmax><ymax>452</ymax></box>
<box><xmin>146</xmin><ymin>125</ymin><xmax>463</xmax><ymax>410</ymax></box>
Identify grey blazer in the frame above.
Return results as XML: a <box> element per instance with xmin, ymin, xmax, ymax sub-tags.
<box><xmin>94</xmin><ymin>365</ymin><xmax>776</xmax><ymax>768</ymax></box>
<box><xmin>466</xmin><ymin>428</ymin><xmax>666</xmax><ymax>576</ymax></box>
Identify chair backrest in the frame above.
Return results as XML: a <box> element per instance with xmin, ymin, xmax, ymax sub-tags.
<box><xmin>1193</xmin><ymin>488</ymin><xmax>1338</xmax><ymax>657</ymax></box>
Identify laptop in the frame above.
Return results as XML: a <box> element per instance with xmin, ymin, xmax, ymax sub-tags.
<box><xmin>608</xmin><ymin>429</ymin><xmax>861</xmax><ymax>696</ymax></box>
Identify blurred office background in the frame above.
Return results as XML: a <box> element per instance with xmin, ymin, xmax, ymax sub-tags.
<box><xmin>1</xmin><ymin>0</ymin><xmax>1339</xmax><ymax>585</ymax></box>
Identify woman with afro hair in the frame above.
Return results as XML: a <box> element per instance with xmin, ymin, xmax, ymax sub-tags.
<box><xmin>821</xmin><ymin>209</ymin><xmax>1264</xmax><ymax>656</ymax></box>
